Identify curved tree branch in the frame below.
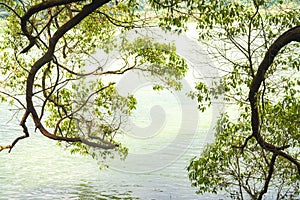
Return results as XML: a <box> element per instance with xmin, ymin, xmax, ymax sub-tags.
<box><xmin>20</xmin><ymin>0</ymin><xmax>84</xmax><ymax>53</ymax></box>
<box><xmin>2</xmin><ymin>0</ymin><xmax>114</xmax><ymax>152</ymax></box>
<box><xmin>249</xmin><ymin>25</ymin><xmax>300</xmax><ymax>173</ymax></box>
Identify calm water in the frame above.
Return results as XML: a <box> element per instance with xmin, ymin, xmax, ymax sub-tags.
<box><xmin>0</xmin><ymin>24</ymin><xmax>222</xmax><ymax>199</ymax></box>
<box><xmin>0</xmin><ymin>87</ymin><xmax>219</xmax><ymax>200</ymax></box>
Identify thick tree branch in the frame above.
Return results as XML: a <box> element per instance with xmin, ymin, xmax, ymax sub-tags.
<box><xmin>2</xmin><ymin>110</ymin><xmax>32</xmax><ymax>153</ymax></box>
<box><xmin>20</xmin><ymin>0</ymin><xmax>84</xmax><ymax>53</ymax></box>
<box><xmin>2</xmin><ymin>0</ymin><xmax>114</xmax><ymax>152</ymax></box>
<box><xmin>257</xmin><ymin>153</ymin><xmax>277</xmax><ymax>200</ymax></box>
<box><xmin>27</xmin><ymin>0</ymin><xmax>112</xmax><ymax>144</ymax></box>
<box><xmin>249</xmin><ymin>25</ymin><xmax>300</xmax><ymax>173</ymax></box>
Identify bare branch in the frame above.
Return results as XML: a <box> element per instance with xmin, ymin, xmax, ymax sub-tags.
<box><xmin>0</xmin><ymin>3</ymin><xmax>21</xmax><ymax>19</ymax></box>
<box><xmin>257</xmin><ymin>153</ymin><xmax>277</xmax><ymax>200</ymax></box>
<box><xmin>0</xmin><ymin>91</ymin><xmax>26</xmax><ymax>109</ymax></box>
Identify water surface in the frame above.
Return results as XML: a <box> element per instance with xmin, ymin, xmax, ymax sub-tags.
<box><xmin>0</xmin><ymin>90</ymin><xmax>216</xmax><ymax>200</ymax></box>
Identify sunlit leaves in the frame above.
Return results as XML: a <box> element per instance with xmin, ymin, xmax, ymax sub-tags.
<box><xmin>186</xmin><ymin>0</ymin><xmax>300</xmax><ymax>198</ymax></box>
<box><xmin>0</xmin><ymin>0</ymin><xmax>190</xmax><ymax>162</ymax></box>
<box><xmin>121</xmin><ymin>36</ymin><xmax>188</xmax><ymax>90</ymax></box>
<box><xmin>188</xmin><ymin>112</ymin><xmax>300</xmax><ymax>199</ymax></box>
<box><xmin>188</xmin><ymin>81</ymin><xmax>211</xmax><ymax>112</ymax></box>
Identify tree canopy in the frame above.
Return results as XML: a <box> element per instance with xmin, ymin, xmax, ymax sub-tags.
<box><xmin>0</xmin><ymin>0</ymin><xmax>299</xmax><ymax>199</ymax></box>
<box><xmin>184</xmin><ymin>0</ymin><xmax>300</xmax><ymax>199</ymax></box>
<box><xmin>0</xmin><ymin>0</ymin><xmax>188</xmax><ymax>158</ymax></box>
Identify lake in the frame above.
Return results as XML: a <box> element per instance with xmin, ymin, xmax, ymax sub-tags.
<box><xmin>0</xmin><ymin>88</ymin><xmax>220</xmax><ymax>200</ymax></box>
<box><xmin>0</xmin><ymin>23</ymin><xmax>224</xmax><ymax>199</ymax></box>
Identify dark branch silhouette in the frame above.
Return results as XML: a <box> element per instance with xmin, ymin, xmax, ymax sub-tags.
<box><xmin>0</xmin><ymin>0</ymin><xmax>115</xmax><ymax>152</ymax></box>
<box><xmin>248</xmin><ymin>25</ymin><xmax>300</xmax><ymax>173</ymax></box>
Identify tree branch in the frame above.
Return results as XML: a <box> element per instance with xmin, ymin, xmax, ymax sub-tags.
<box><xmin>20</xmin><ymin>0</ymin><xmax>84</xmax><ymax>53</ymax></box>
<box><xmin>1</xmin><ymin>0</ymin><xmax>114</xmax><ymax>152</ymax></box>
<box><xmin>249</xmin><ymin>25</ymin><xmax>300</xmax><ymax>173</ymax></box>
<box><xmin>257</xmin><ymin>153</ymin><xmax>277</xmax><ymax>200</ymax></box>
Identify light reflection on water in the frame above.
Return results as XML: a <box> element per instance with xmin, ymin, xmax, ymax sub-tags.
<box><xmin>0</xmin><ymin>100</ymin><xmax>216</xmax><ymax>200</ymax></box>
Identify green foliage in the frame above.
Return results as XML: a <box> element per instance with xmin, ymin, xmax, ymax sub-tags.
<box><xmin>120</xmin><ymin>36</ymin><xmax>188</xmax><ymax>90</ymax></box>
<box><xmin>188</xmin><ymin>81</ymin><xmax>211</xmax><ymax>112</ymax></box>
<box><xmin>188</xmin><ymin>113</ymin><xmax>300</xmax><ymax>199</ymax></box>
<box><xmin>1</xmin><ymin>1</ymin><xmax>299</xmax><ymax>197</ymax></box>
<box><xmin>185</xmin><ymin>0</ymin><xmax>300</xmax><ymax>199</ymax></box>
<box><xmin>0</xmin><ymin>0</ymin><xmax>188</xmax><ymax>164</ymax></box>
